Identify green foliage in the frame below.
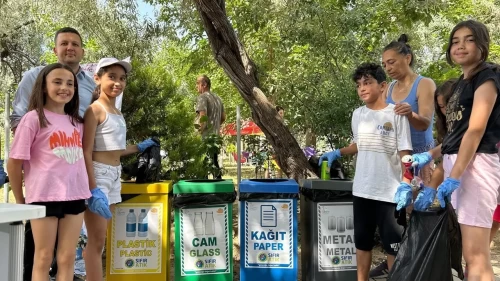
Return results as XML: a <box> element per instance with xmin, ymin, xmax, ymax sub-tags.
<box><xmin>3</xmin><ymin>0</ymin><xmax>500</xmax><ymax>176</ymax></box>
<box><xmin>151</xmin><ymin>0</ymin><xmax>500</xmax><ymax>153</ymax></box>
<box><xmin>121</xmin><ymin>59</ymin><xmax>219</xmax><ymax>181</ymax></box>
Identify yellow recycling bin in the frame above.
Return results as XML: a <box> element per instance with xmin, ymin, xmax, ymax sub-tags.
<box><xmin>106</xmin><ymin>181</ymin><xmax>172</xmax><ymax>281</ymax></box>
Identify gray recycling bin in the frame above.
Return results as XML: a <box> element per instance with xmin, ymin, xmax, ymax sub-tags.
<box><xmin>299</xmin><ymin>179</ymin><xmax>356</xmax><ymax>281</ymax></box>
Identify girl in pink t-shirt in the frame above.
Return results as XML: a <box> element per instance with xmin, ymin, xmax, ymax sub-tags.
<box><xmin>8</xmin><ymin>63</ymin><xmax>92</xmax><ymax>281</ymax></box>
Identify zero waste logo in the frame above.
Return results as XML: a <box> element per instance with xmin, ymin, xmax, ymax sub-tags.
<box><xmin>257</xmin><ymin>252</ymin><xmax>268</xmax><ymax>262</ymax></box>
<box><xmin>125</xmin><ymin>259</ymin><xmax>134</xmax><ymax>268</ymax></box>
<box><xmin>332</xmin><ymin>256</ymin><xmax>341</xmax><ymax>265</ymax></box>
<box><xmin>195</xmin><ymin>259</ymin><xmax>204</xmax><ymax>269</ymax></box>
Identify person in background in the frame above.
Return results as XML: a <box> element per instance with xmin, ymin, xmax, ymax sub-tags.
<box><xmin>195</xmin><ymin>75</ymin><xmax>226</xmax><ymax>179</ymax></box>
<box><xmin>0</xmin><ymin>139</ymin><xmax>6</xmax><ymax>189</ymax></box>
<box><xmin>413</xmin><ymin>79</ymin><xmax>457</xmax><ymax>212</ymax></box>
<box><xmin>319</xmin><ymin>63</ymin><xmax>412</xmax><ymax>281</ymax></box>
<box><xmin>276</xmin><ymin>105</ymin><xmax>284</xmax><ymax>119</ymax></box>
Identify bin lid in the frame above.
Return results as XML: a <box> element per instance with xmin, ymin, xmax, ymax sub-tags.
<box><xmin>299</xmin><ymin>179</ymin><xmax>353</xmax><ymax>191</ymax></box>
<box><xmin>173</xmin><ymin>179</ymin><xmax>234</xmax><ymax>194</ymax></box>
<box><xmin>121</xmin><ymin>181</ymin><xmax>173</xmax><ymax>194</ymax></box>
<box><xmin>239</xmin><ymin>179</ymin><xmax>299</xmax><ymax>193</ymax></box>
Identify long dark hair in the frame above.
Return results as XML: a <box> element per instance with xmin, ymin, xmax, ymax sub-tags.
<box><xmin>383</xmin><ymin>34</ymin><xmax>415</xmax><ymax>67</ymax></box>
<box><xmin>435</xmin><ymin>79</ymin><xmax>457</xmax><ymax>143</ymax></box>
<box><xmin>28</xmin><ymin>63</ymin><xmax>82</xmax><ymax>128</ymax></box>
<box><xmin>446</xmin><ymin>20</ymin><xmax>492</xmax><ymax>80</ymax></box>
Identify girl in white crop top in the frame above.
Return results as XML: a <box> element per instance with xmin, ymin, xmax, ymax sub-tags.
<box><xmin>82</xmin><ymin>58</ymin><xmax>158</xmax><ymax>281</ymax></box>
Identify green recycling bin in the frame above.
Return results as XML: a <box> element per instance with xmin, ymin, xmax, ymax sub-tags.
<box><xmin>173</xmin><ymin>179</ymin><xmax>236</xmax><ymax>281</ymax></box>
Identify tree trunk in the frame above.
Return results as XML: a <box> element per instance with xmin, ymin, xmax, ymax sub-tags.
<box><xmin>305</xmin><ymin>128</ymin><xmax>317</xmax><ymax>148</ymax></box>
<box><xmin>193</xmin><ymin>0</ymin><xmax>317</xmax><ymax>180</ymax></box>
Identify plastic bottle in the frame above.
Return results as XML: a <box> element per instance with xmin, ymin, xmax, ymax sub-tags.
<box><xmin>126</xmin><ymin>209</ymin><xmax>137</xmax><ymax>237</ymax></box>
<box><xmin>138</xmin><ymin>209</ymin><xmax>148</xmax><ymax>237</ymax></box>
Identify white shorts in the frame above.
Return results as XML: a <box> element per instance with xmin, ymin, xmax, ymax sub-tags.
<box><xmin>93</xmin><ymin>161</ymin><xmax>122</xmax><ymax>204</ymax></box>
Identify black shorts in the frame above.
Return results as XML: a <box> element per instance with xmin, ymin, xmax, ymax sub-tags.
<box><xmin>29</xmin><ymin>200</ymin><xmax>86</xmax><ymax>219</ymax></box>
<box><xmin>353</xmin><ymin>196</ymin><xmax>404</xmax><ymax>256</ymax></box>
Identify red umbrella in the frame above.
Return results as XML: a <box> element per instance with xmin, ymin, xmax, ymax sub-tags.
<box><xmin>222</xmin><ymin>120</ymin><xmax>263</xmax><ymax>136</ymax></box>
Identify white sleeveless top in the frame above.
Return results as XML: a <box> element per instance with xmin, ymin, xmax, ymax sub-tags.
<box><xmin>93</xmin><ymin>101</ymin><xmax>127</xmax><ymax>151</ymax></box>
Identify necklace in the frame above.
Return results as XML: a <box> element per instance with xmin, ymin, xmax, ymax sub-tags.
<box><xmin>396</xmin><ymin>73</ymin><xmax>418</xmax><ymax>92</ymax></box>
<box><xmin>393</xmin><ymin>73</ymin><xmax>418</xmax><ymax>100</ymax></box>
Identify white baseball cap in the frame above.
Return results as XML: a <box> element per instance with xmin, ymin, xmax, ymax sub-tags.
<box><xmin>94</xmin><ymin>57</ymin><xmax>132</xmax><ymax>74</ymax></box>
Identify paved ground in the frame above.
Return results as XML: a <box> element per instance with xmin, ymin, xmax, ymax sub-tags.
<box><xmin>369</xmin><ymin>271</ymin><xmax>465</xmax><ymax>281</ymax></box>
<box><xmin>370</xmin><ymin>271</ymin><xmax>500</xmax><ymax>281</ymax></box>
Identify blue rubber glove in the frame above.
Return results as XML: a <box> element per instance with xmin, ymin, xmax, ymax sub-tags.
<box><xmin>394</xmin><ymin>182</ymin><xmax>413</xmax><ymax>211</ymax></box>
<box><xmin>413</xmin><ymin>186</ymin><xmax>437</xmax><ymax>211</ymax></box>
<box><xmin>437</xmin><ymin>178</ymin><xmax>461</xmax><ymax>208</ymax></box>
<box><xmin>411</xmin><ymin>152</ymin><xmax>433</xmax><ymax>170</ymax></box>
<box><xmin>0</xmin><ymin>160</ymin><xmax>6</xmax><ymax>186</ymax></box>
<box><xmin>88</xmin><ymin>188</ymin><xmax>112</xmax><ymax>219</ymax></box>
<box><xmin>317</xmin><ymin>150</ymin><xmax>341</xmax><ymax>168</ymax></box>
<box><xmin>137</xmin><ymin>138</ymin><xmax>159</xmax><ymax>153</ymax></box>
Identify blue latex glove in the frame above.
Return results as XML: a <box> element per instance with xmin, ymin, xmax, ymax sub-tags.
<box><xmin>317</xmin><ymin>150</ymin><xmax>341</xmax><ymax>168</ymax></box>
<box><xmin>411</xmin><ymin>152</ymin><xmax>433</xmax><ymax>170</ymax></box>
<box><xmin>437</xmin><ymin>178</ymin><xmax>461</xmax><ymax>208</ymax></box>
<box><xmin>414</xmin><ymin>186</ymin><xmax>437</xmax><ymax>211</ymax></box>
<box><xmin>0</xmin><ymin>160</ymin><xmax>6</xmax><ymax>186</ymax></box>
<box><xmin>137</xmin><ymin>138</ymin><xmax>159</xmax><ymax>153</ymax></box>
<box><xmin>88</xmin><ymin>188</ymin><xmax>112</xmax><ymax>219</ymax></box>
<box><xmin>394</xmin><ymin>182</ymin><xmax>413</xmax><ymax>211</ymax></box>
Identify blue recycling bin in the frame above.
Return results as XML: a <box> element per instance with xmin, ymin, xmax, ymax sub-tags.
<box><xmin>239</xmin><ymin>179</ymin><xmax>299</xmax><ymax>281</ymax></box>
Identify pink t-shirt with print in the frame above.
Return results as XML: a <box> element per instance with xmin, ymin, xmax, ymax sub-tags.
<box><xmin>10</xmin><ymin>109</ymin><xmax>91</xmax><ymax>203</ymax></box>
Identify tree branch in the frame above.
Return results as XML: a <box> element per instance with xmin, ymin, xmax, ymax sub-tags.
<box><xmin>193</xmin><ymin>0</ymin><xmax>317</xmax><ymax>180</ymax></box>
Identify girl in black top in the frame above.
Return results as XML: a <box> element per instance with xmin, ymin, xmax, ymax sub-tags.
<box><xmin>439</xmin><ymin>20</ymin><xmax>500</xmax><ymax>280</ymax></box>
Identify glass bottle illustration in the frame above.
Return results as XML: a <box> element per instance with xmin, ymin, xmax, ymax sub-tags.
<box><xmin>138</xmin><ymin>209</ymin><xmax>148</xmax><ymax>237</ymax></box>
<box><xmin>126</xmin><ymin>209</ymin><xmax>137</xmax><ymax>237</ymax></box>
<box><xmin>194</xmin><ymin>212</ymin><xmax>204</xmax><ymax>236</ymax></box>
<box><xmin>205</xmin><ymin>211</ymin><xmax>215</xmax><ymax>236</ymax></box>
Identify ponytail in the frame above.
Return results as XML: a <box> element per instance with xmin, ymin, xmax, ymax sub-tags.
<box><xmin>92</xmin><ymin>85</ymin><xmax>100</xmax><ymax>102</ymax></box>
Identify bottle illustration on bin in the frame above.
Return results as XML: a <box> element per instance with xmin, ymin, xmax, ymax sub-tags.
<box><xmin>126</xmin><ymin>209</ymin><xmax>137</xmax><ymax>237</ymax></box>
<box><xmin>205</xmin><ymin>211</ymin><xmax>215</xmax><ymax>235</ymax></box>
<box><xmin>194</xmin><ymin>212</ymin><xmax>204</xmax><ymax>236</ymax></box>
<box><xmin>328</xmin><ymin>216</ymin><xmax>354</xmax><ymax>232</ymax></box>
<box><xmin>193</xmin><ymin>211</ymin><xmax>216</xmax><ymax>236</ymax></box>
<box><xmin>138</xmin><ymin>209</ymin><xmax>149</xmax><ymax>237</ymax></box>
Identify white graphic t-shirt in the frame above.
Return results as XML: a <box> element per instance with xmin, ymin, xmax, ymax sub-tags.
<box><xmin>351</xmin><ymin>104</ymin><xmax>412</xmax><ymax>203</ymax></box>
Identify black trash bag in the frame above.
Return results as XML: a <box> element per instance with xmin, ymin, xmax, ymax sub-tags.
<box><xmin>300</xmin><ymin>186</ymin><xmax>352</xmax><ymax>202</ymax></box>
<box><xmin>123</xmin><ymin>137</ymin><xmax>161</xmax><ymax>183</ymax></box>
<box><xmin>308</xmin><ymin>154</ymin><xmax>346</xmax><ymax>179</ymax></box>
<box><xmin>387</xmin><ymin>205</ymin><xmax>464</xmax><ymax>281</ymax></box>
<box><xmin>239</xmin><ymin>192</ymin><xmax>299</xmax><ymax>200</ymax></box>
<box><xmin>173</xmin><ymin>191</ymin><xmax>237</xmax><ymax>208</ymax></box>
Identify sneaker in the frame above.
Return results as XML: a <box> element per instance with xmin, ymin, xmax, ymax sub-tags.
<box><xmin>369</xmin><ymin>260</ymin><xmax>389</xmax><ymax>277</ymax></box>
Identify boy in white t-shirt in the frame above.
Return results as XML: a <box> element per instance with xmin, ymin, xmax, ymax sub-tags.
<box><xmin>319</xmin><ymin>63</ymin><xmax>413</xmax><ymax>281</ymax></box>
